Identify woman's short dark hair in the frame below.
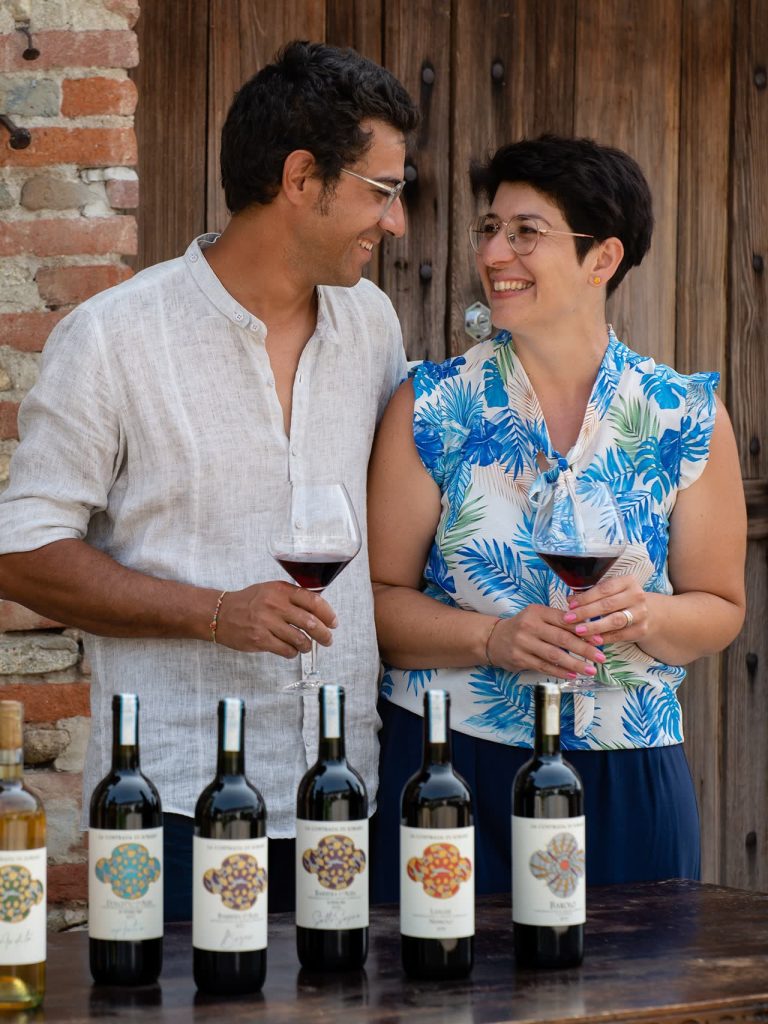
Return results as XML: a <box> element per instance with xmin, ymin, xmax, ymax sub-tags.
<box><xmin>471</xmin><ymin>134</ymin><xmax>653</xmax><ymax>296</ymax></box>
<box><xmin>220</xmin><ymin>40</ymin><xmax>419</xmax><ymax>214</ymax></box>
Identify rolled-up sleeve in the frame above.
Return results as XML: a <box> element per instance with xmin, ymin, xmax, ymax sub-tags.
<box><xmin>0</xmin><ymin>307</ymin><xmax>123</xmax><ymax>554</ymax></box>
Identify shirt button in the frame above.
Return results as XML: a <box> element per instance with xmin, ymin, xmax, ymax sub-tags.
<box><xmin>290</xmin><ymin>445</ymin><xmax>298</xmax><ymax>456</ymax></box>
<box><xmin>267</xmin><ymin>378</ymin><xmax>275</xmax><ymax>388</ymax></box>
<box><xmin>189</xmin><ymin>253</ymin><xmax>198</xmax><ymax>262</ymax></box>
<box><xmin>234</xmin><ymin>311</ymin><xmax>244</xmax><ymax>322</ymax></box>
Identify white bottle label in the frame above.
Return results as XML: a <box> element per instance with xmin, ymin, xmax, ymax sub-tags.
<box><xmin>88</xmin><ymin>827</ymin><xmax>163</xmax><ymax>940</ymax></box>
<box><xmin>400</xmin><ymin>825</ymin><xmax>475</xmax><ymax>939</ymax></box>
<box><xmin>512</xmin><ymin>815</ymin><xmax>586</xmax><ymax>926</ymax></box>
<box><xmin>193</xmin><ymin>835</ymin><xmax>267</xmax><ymax>952</ymax></box>
<box><xmin>0</xmin><ymin>846</ymin><xmax>46</xmax><ymax>966</ymax></box>
<box><xmin>295</xmin><ymin>819</ymin><xmax>368</xmax><ymax>930</ymax></box>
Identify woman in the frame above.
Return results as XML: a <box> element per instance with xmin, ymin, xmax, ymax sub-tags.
<box><xmin>368</xmin><ymin>135</ymin><xmax>746</xmax><ymax>901</ymax></box>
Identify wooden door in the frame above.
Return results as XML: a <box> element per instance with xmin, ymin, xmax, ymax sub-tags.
<box><xmin>131</xmin><ymin>0</ymin><xmax>768</xmax><ymax>892</ymax></box>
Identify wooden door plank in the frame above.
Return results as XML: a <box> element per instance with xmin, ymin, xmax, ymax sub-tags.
<box><xmin>573</xmin><ymin>0</ymin><xmax>681</xmax><ymax>367</ymax></box>
<box><xmin>721</xmin><ymin>538</ymin><xmax>768</xmax><ymax>891</ymax></box>
<box><xmin>673</xmin><ymin>0</ymin><xmax>733</xmax><ymax>888</ymax></box>
<box><xmin>326</xmin><ymin>0</ymin><xmax>383</xmax><ymax>61</ymax></box>
<box><xmin>206</xmin><ymin>0</ymin><xmax>326</xmax><ymax>234</ymax></box>
<box><xmin>450</xmin><ymin>0</ymin><xmax>576</xmax><ymax>357</ymax></box>
<box><xmin>729</xmin><ymin>0</ymin><xmax>768</xmax><ymax>482</ymax></box>
<box><xmin>675</xmin><ymin>0</ymin><xmax>732</xmax><ymax>389</ymax></box>
<box><xmin>379</xmin><ymin>0</ymin><xmax>452</xmax><ymax>362</ymax></box>
<box><xmin>130</xmin><ymin>0</ymin><xmax>208</xmax><ymax>269</ymax></box>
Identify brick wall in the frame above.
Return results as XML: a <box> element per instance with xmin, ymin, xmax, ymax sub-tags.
<box><xmin>0</xmin><ymin>0</ymin><xmax>140</xmax><ymax>928</ymax></box>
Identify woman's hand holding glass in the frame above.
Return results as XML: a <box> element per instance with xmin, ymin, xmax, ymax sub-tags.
<box><xmin>561</xmin><ymin>574</ymin><xmax>649</xmax><ymax>644</ymax></box>
<box><xmin>485</xmin><ymin>604</ymin><xmax>607</xmax><ymax>684</ymax></box>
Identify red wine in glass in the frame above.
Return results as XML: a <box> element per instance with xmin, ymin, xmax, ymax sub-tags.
<box><xmin>268</xmin><ymin>483</ymin><xmax>362</xmax><ymax>693</ymax></box>
<box><xmin>275</xmin><ymin>553</ymin><xmax>353</xmax><ymax>592</ymax></box>
<box><xmin>536</xmin><ymin>549</ymin><xmax>620</xmax><ymax>592</ymax></box>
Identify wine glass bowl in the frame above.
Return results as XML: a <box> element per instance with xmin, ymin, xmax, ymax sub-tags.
<box><xmin>532</xmin><ymin>477</ymin><xmax>627</xmax><ymax>690</ymax></box>
<box><xmin>268</xmin><ymin>483</ymin><xmax>361</xmax><ymax>693</ymax></box>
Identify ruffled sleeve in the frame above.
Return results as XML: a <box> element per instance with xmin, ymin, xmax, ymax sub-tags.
<box><xmin>677</xmin><ymin>370</ymin><xmax>720</xmax><ymax>490</ymax></box>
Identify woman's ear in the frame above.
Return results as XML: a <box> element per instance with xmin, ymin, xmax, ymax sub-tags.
<box><xmin>588</xmin><ymin>236</ymin><xmax>624</xmax><ymax>287</ymax></box>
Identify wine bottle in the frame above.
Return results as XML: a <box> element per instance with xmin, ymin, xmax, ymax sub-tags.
<box><xmin>400</xmin><ymin>689</ymin><xmax>474</xmax><ymax>979</ymax></box>
<box><xmin>512</xmin><ymin>682</ymin><xmax>585</xmax><ymax>968</ymax></box>
<box><xmin>0</xmin><ymin>701</ymin><xmax>46</xmax><ymax>1010</ymax></box>
<box><xmin>193</xmin><ymin>698</ymin><xmax>267</xmax><ymax>995</ymax></box>
<box><xmin>296</xmin><ymin>684</ymin><xmax>368</xmax><ymax>971</ymax></box>
<box><xmin>89</xmin><ymin>693</ymin><xmax>163</xmax><ymax>985</ymax></box>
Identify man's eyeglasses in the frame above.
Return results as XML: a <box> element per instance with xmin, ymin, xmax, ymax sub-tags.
<box><xmin>469</xmin><ymin>213</ymin><xmax>594</xmax><ymax>256</ymax></box>
<box><xmin>340</xmin><ymin>168</ymin><xmax>406</xmax><ymax>217</ymax></box>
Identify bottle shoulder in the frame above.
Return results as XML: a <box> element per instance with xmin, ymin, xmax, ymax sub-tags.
<box><xmin>298</xmin><ymin>759</ymin><xmax>367</xmax><ymax>798</ymax></box>
<box><xmin>0</xmin><ymin>780</ymin><xmax>45</xmax><ymax>815</ymax></box>
<box><xmin>403</xmin><ymin>764</ymin><xmax>472</xmax><ymax>805</ymax></box>
<box><xmin>195</xmin><ymin>775</ymin><xmax>266</xmax><ymax>819</ymax></box>
<box><xmin>90</xmin><ymin>769</ymin><xmax>161</xmax><ymax>808</ymax></box>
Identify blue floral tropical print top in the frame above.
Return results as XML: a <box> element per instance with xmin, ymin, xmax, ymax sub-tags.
<box><xmin>381</xmin><ymin>328</ymin><xmax>719</xmax><ymax>751</ymax></box>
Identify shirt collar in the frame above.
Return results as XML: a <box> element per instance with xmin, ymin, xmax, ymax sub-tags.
<box><xmin>184</xmin><ymin>234</ymin><xmax>341</xmax><ymax>347</ymax></box>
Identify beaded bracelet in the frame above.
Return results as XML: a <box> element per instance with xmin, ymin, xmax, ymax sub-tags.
<box><xmin>209</xmin><ymin>590</ymin><xmax>228</xmax><ymax>644</ymax></box>
<box><xmin>484</xmin><ymin>616</ymin><xmax>502</xmax><ymax>666</ymax></box>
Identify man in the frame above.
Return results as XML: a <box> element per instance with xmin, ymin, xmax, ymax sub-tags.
<box><xmin>0</xmin><ymin>41</ymin><xmax>418</xmax><ymax>917</ymax></box>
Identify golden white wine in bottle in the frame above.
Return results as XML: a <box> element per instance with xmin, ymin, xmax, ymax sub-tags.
<box><xmin>0</xmin><ymin>700</ymin><xmax>46</xmax><ymax>1009</ymax></box>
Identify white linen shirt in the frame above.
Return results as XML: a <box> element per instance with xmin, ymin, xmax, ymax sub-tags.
<box><xmin>0</xmin><ymin>234</ymin><xmax>407</xmax><ymax>836</ymax></box>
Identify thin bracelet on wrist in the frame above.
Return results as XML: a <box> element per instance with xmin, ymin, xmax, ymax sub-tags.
<box><xmin>209</xmin><ymin>590</ymin><xmax>228</xmax><ymax>644</ymax></box>
<box><xmin>484</xmin><ymin>616</ymin><xmax>502</xmax><ymax>666</ymax></box>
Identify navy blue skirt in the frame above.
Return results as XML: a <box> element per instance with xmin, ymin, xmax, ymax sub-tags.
<box><xmin>371</xmin><ymin>700</ymin><xmax>700</xmax><ymax>904</ymax></box>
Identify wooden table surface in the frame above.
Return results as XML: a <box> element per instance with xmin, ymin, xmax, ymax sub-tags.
<box><xmin>32</xmin><ymin>880</ymin><xmax>768</xmax><ymax>1023</ymax></box>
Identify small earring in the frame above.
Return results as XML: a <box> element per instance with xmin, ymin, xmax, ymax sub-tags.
<box><xmin>592</xmin><ymin>276</ymin><xmax>602</xmax><ymax>285</ymax></box>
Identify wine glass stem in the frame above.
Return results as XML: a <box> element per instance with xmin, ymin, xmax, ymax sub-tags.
<box><xmin>306</xmin><ymin>638</ymin><xmax>320</xmax><ymax>683</ymax></box>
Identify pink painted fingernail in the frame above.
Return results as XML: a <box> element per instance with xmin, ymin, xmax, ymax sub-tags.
<box><xmin>595</xmin><ymin>652</ymin><xmax>606</xmax><ymax>663</ymax></box>
<box><xmin>593</xmin><ymin>635</ymin><xmax>604</xmax><ymax>645</ymax></box>
<box><xmin>566</xmin><ymin>672</ymin><xmax>578</xmax><ymax>680</ymax></box>
<box><xmin>574</xmin><ymin>624</ymin><xmax>587</xmax><ymax>635</ymax></box>
<box><xmin>584</xmin><ymin>664</ymin><xmax>597</xmax><ymax>676</ymax></box>
<box><xmin>568</xmin><ymin>601</ymin><xmax>578</xmax><ymax>610</ymax></box>
<box><xmin>564</xmin><ymin>612</ymin><xmax>577</xmax><ymax>623</ymax></box>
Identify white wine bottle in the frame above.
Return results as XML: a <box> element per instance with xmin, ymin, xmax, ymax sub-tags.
<box><xmin>0</xmin><ymin>700</ymin><xmax>46</xmax><ymax>1010</ymax></box>
<box><xmin>512</xmin><ymin>682</ymin><xmax>585</xmax><ymax>968</ymax></box>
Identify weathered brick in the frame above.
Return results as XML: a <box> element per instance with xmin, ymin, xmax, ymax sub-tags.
<box><xmin>0</xmin><ymin>126</ymin><xmax>137</xmax><ymax>169</ymax></box>
<box><xmin>53</xmin><ymin>715</ymin><xmax>89</xmax><ymax>772</ymax></box>
<box><xmin>61</xmin><ymin>76</ymin><xmax>137</xmax><ymax>117</ymax></box>
<box><xmin>36</xmin><ymin>262</ymin><xmax>132</xmax><ymax>305</ymax></box>
<box><xmin>0</xmin><ymin>633</ymin><xmax>79</xmax><ymax>675</ymax></box>
<box><xmin>0</xmin><ymin>368</ymin><xmax>9</xmax><ymax>391</ymax></box>
<box><xmin>0</xmin><ymin>681</ymin><xmax>90</xmax><ymax>721</ymax></box>
<box><xmin>24</xmin><ymin>724</ymin><xmax>69</xmax><ymax>764</ymax></box>
<box><xmin>25</xmin><ymin>770</ymin><xmax>85</xmax><ymax>862</ymax></box>
<box><xmin>105</xmin><ymin>177</ymin><xmax>138</xmax><ymax>208</ymax></box>
<box><xmin>104</xmin><ymin>0</ymin><xmax>141</xmax><ymax>28</ymax></box>
<box><xmin>0</xmin><ymin>310</ymin><xmax>68</xmax><ymax>351</ymax></box>
<box><xmin>0</xmin><ymin>77</ymin><xmax>60</xmax><ymax>117</ymax></box>
<box><xmin>21</xmin><ymin>173</ymin><xmax>92</xmax><ymax>211</ymax></box>
<box><xmin>49</xmin><ymin>862</ymin><xmax>87</xmax><ymax>906</ymax></box>
<box><xmin>0</xmin><ymin>400</ymin><xmax>18</xmax><ymax>439</ymax></box>
<box><xmin>0</xmin><ymin>31</ymin><xmax>138</xmax><ymax>72</ymax></box>
<box><xmin>0</xmin><ymin>216</ymin><xmax>137</xmax><ymax>257</ymax></box>
<box><xmin>0</xmin><ymin>600</ymin><xmax>63</xmax><ymax>632</ymax></box>
<box><xmin>0</xmin><ymin>182</ymin><xmax>13</xmax><ymax>210</ymax></box>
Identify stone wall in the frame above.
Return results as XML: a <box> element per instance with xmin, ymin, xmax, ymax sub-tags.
<box><xmin>0</xmin><ymin>0</ymin><xmax>139</xmax><ymax>928</ymax></box>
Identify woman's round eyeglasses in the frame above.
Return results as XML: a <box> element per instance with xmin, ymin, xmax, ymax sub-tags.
<box><xmin>469</xmin><ymin>213</ymin><xmax>594</xmax><ymax>256</ymax></box>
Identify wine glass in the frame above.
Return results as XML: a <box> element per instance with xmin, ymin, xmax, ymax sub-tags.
<box><xmin>268</xmin><ymin>483</ymin><xmax>362</xmax><ymax>694</ymax></box>
<box><xmin>532</xmin><ymin>477</ymin><xmax>627</xmax><ymax>691</ymax></box>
